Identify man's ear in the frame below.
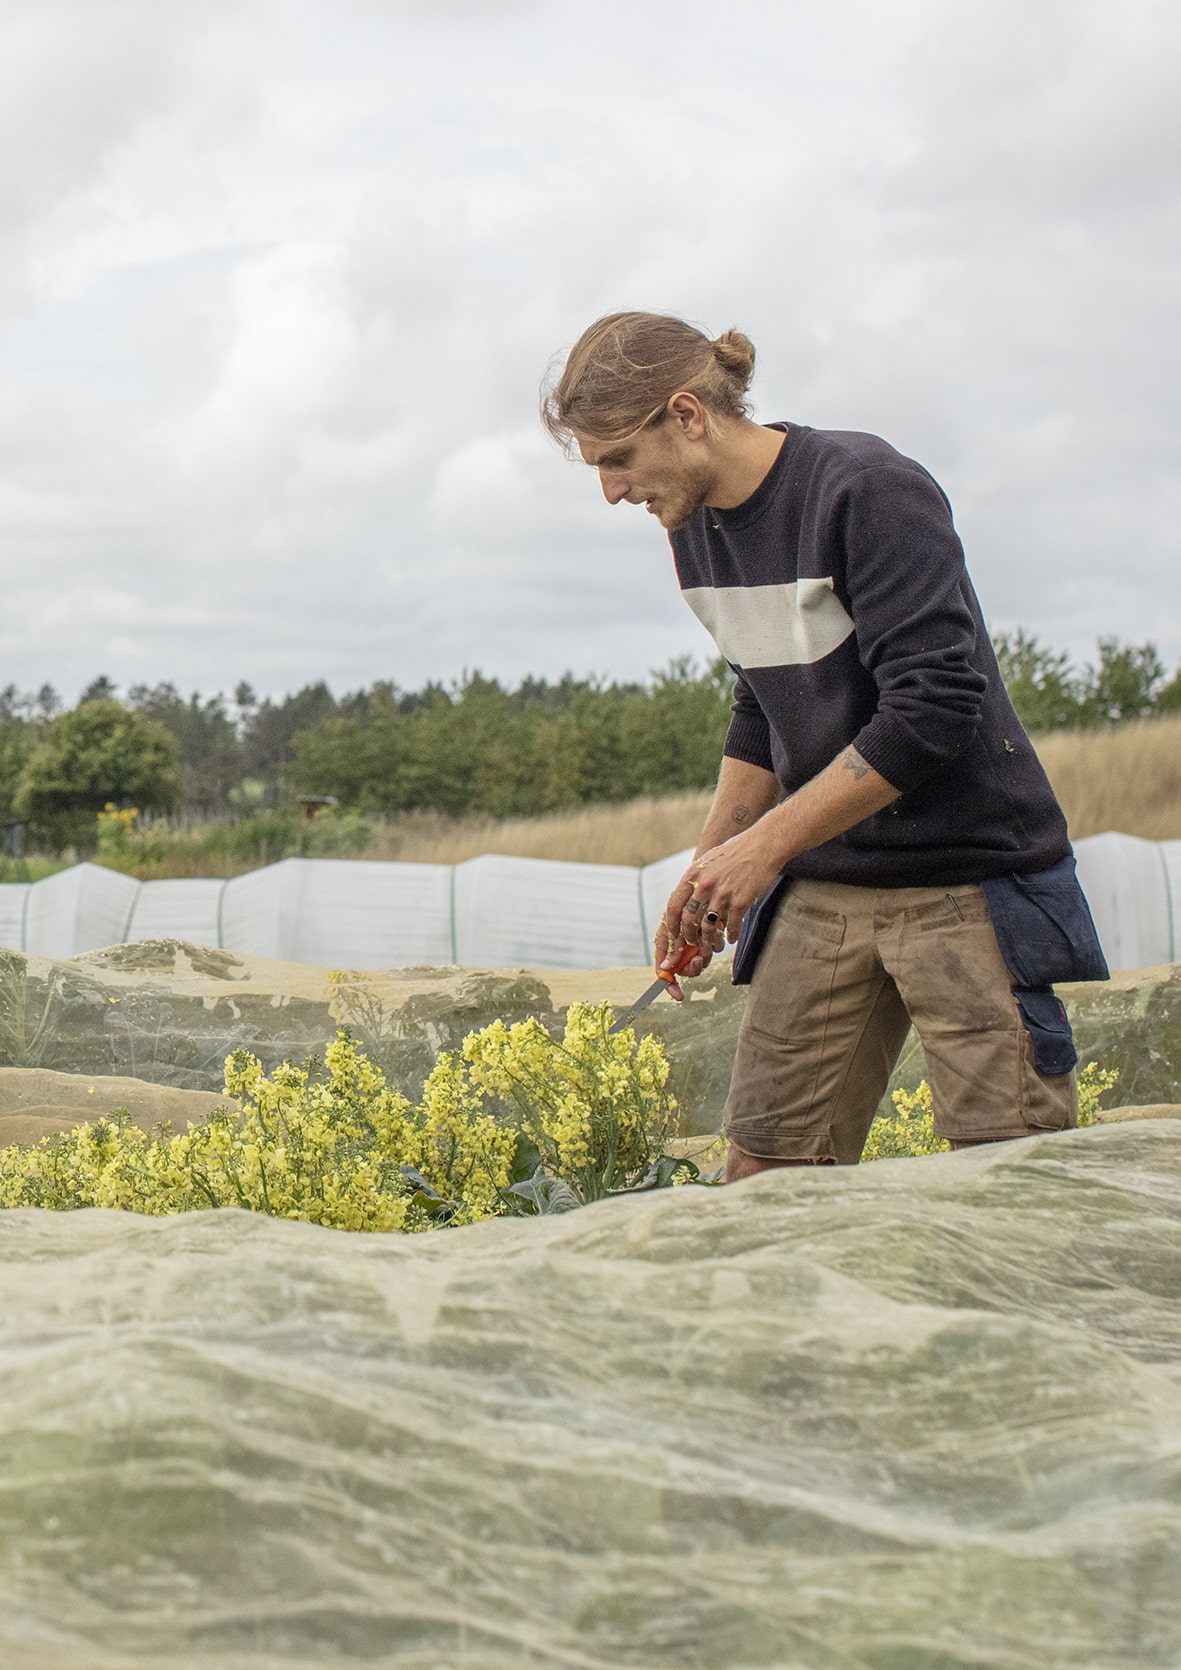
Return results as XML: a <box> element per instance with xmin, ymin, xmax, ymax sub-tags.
<box><xmin>666</xmin><ymin>391</ymin><xmax>708</xmax><ymax>441</ymax></box>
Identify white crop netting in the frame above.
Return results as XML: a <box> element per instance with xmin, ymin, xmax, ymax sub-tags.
<box><xmin>0</xmin><ymin>1122</ymin><xmax>1179</xmax><ymax>1667</ymax></box>
<box><xmin>0</xmin><ymin>832</ymin><xmax>1177</xmax><ymax>970</ymax></box>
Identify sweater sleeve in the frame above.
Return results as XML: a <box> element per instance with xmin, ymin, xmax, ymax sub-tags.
<box><xmin>836</xmin><ymin>465</ymin><xmax>987</xmax><ymax>793</ymax></box>
<box><xmin>723</xmin><ymin>669</ymin><xmax>775</xmax><ymax>772</ymax></box>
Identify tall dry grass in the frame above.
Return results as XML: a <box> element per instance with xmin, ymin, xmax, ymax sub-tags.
<box><xmin>1033</xmin><ymin>713</ymin><xmax>1181</xmax><ymax>842</ymax></box>
<box><xmin>367</xmin><ymin>792</ymin><xmax>713</xmax><ymax>867</ymax></box>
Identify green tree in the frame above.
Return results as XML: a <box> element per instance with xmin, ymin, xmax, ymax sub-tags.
<box><xmin>128</xmin><ymin>683</ymin><xmax>244</xmax><ymax>817</ymax></box>
<box><xmin>15</xmin><ymin>701</ymin><xmax>182</xmax><ymax>854</ymax></box>
<box><xmin>991</xmin><ymin>630</ymin><xmax>1082</xmax><ymax>732</ymax></box>
<box><xmin>34</xmin><ymin>684</ymin><xmax>62</xmax><ymax>722</ymax></box>
<box><xmin>618</xmin><ymin>656</ymin><xmax>733</xmax><ymax>794</ymax></box>
<box><xmin>290</xmin><ymin>659</ymin><xmax>733</xmax><ymax>819</ymax></box>
<box><xmin>1156</xmin><ymin>667</ymin><xmax>1181</xmax><ymax>713</ymax></box>
<box><xmin>241</xmin><ymin>681</ymin><xmax>339</xmax><ymax>801</ymax></box>
<box><xmin>1078</xmin><ymin>638</ymin><xmax>1166</xmax><ymax>724</ymax></box>
<box><xmin>0</xmin><ymin>721</ymin><xmax>35</xmax><ymax>825</ymax></box>
<box><xmin>79</xmin><ymin>675</ymin><xmax>119</xmax><ymax>704</ymax></box>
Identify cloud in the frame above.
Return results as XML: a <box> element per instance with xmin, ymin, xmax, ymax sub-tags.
<box><xmin>0</xmin><ymin>0</ymin><xmax>1177</xmax><ymax>708</ymax></box>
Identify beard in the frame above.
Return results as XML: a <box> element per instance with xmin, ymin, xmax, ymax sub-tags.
<box><xmin>653</xmin><ymin>459</ymin><xmax>714</xmax><ymax>531</ymax></box>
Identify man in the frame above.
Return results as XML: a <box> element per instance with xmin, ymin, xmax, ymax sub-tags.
<box><xmin>542</xmin><ymin>311</ymin><xmax>1107</xmax><ymax>1180</ymax></box>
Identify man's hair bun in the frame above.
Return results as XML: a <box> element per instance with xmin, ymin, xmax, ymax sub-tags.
<box><xmin>711</xmin><ymin>330</ymin><xmax>756</xmax><ymax>390</ymax></box>
<box><xmin>541</xmin><ymin>312</ymin><xmax>758</xmax><ymax>449</ymax></box>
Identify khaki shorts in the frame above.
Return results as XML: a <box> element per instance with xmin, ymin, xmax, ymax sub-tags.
<box><xmin>724</xmin><ymin>878</ymin><xmax>1077</xmax><ymax>1165</ymax></box>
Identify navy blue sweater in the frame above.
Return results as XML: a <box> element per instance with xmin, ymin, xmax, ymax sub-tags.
<box><xmin>671</xmin><ymin>424</ymin><xmax>1071</xmax><ymax>886</ymax></box>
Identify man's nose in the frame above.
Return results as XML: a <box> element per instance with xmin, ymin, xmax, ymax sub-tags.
<box><xmin>599</xmin><ymin>469</ymin><xmax>629</xmax><ymax>505</ymax></box>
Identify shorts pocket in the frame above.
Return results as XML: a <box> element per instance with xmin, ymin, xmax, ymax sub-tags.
<box><xmin>1019</xmin><ymin>1026</ymin><xmax>1077</xmax><ymax>1132</ymax></box>
<box><xmin>743</xmin><ymin>896</ymin><xmax>846</xmax><ymax>1045</ymax></box>
<box><xmin>902</xmin><ymin>888</ymin><xmax>993</xmax><ymax>934</ymax></box>
<box><xmin>723</xmin><ymin>1028</ymin><xmax>839</xmax><ymax>1162</ymax></box>
<box><xmin>1014</xmin><ymin>989</ymin><xmax>1077</xmax><ymax>1076</ymax></box>
<box><xmin>781</xmin><ymin>897</ymin><xmax>847</xmax><ymax>947</ymax></box>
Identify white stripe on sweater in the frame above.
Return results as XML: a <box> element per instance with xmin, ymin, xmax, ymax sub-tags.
<box><xmin>681</xmin><ymin>577</ymin><xmax>854</xmax><ymax>668</ymax></box>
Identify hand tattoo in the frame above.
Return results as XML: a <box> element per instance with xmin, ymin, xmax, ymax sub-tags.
<box><xmin>685</xmin><ymin>898</ymin><xmax>703</xmax><ymax>916</ymax></box>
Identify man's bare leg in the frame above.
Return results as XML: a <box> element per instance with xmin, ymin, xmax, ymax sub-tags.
<box><xmin>725</xmin><ymin>1143</ymin><xmax>834</xmax><ymax>1182</ymax></box>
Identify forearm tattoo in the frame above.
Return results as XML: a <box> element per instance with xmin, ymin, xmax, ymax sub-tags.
<box><xmin>841</xmin><ymin>748</ymin><xmax>872</xmax><ymax>781</ymax></box>
<box><xmin>730</xmin><ymin>804</ymin><xmax>751</xmax><ymax>825</ymax></box>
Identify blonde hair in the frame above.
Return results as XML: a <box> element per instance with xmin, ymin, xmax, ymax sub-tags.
<box><xmin>541</xmin><ymin>311</ymin><xmax>756</xmax><ymax>451</ymax></box>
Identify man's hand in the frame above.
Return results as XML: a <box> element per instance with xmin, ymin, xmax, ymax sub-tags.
<box><xmin>668</xmin><ymin>825</ymin><xmax>786</xmax><ymax>953</ymax></box>
<box><xmin>655</xmin><ymin>887</ymin><xmax>726</xmax><ymax>1001</ymax></box>
<box><xmin>665</xmin><ymin>746</ymin><xmax>900</xmax><ymax>966</ymax></box>
<box><xmin>652</xmin><ymin>755</ymin><xmax>781</xmax><ymax>999</ymax></box>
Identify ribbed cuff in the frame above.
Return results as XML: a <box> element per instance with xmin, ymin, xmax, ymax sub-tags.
<box><xmin>723</xmin><ymin>711</ymin><xmax>775</xmax><ymax>774</ymax></box>
<box><xmin>851</xmin><ymin>713</ymin><xmax>925</xmax><ymax>794</ymax></box>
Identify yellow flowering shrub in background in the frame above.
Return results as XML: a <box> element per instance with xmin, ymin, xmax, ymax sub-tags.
<box><xmin>861</xmin><ymin>1060</ymin><xmax>1121</xmax><ymax>1162</ymax></box>
<box><xmin>95</xmin><ymin>803</ymin><xmax>140</xmax><ymax>857</ymax></box>
<box><xmin>0</xmin><ymin>1004</ymin><xmax>679</xmax><ymax>1230</ymax></box>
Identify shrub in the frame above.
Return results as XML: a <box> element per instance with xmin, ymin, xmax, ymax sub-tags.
<box><xmin>462</xmin><ymin>1003</ymin><xmax>677</xmax><ymax>1203</ymax></box>
<box><xmin>0</xmin><ymin>1012</ymin><xmax>1118</xmax><ymax>1223</ymax></box>
<box><xmin>298</xmin><ymin>807</ymin><xmax>374</xmax><ymax>857</ymax></box>
<box><xmin>0</xmin><ymin>1035</ymin><xmax>446</xmax><ymax>1231</ymax></box>
<box><xmin>862</xmin><ymin>1060</ymin><xmax>1121</xmax><ymax>1161</ymax></box>
<box><xmin>16</xmin><ymin>700</ymin><xmax>181</xmax><ymax>853</ymax></box>
<box><xmin>0</xmin><ymin>1004</ymin><xmax>693</xmax><ymax>1230</ymax></box>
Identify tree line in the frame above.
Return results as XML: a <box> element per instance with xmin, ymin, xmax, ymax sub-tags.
<box><xmin>1</xmin><ymin>634</ymin><xmax>1178</xmax><ymax>854</ymax></box>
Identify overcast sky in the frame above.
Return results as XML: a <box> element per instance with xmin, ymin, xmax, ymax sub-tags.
<box><xmin>1</xmin><ymin>0</ymin><xmax>1177</xmax><ymax>706</ymax></box>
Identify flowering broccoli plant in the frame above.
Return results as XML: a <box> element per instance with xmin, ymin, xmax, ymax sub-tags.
<box><xmin>461</xmin><ymin>1002</ymin><xmax>686</xmax><ymax>1207</ymax></box>
<box><xmin>0</xmin><ymin>1004</ymin><xmax>697</xmax><ymax>1231</ymax></box>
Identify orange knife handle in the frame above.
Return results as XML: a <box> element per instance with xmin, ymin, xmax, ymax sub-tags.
<box><xmin>657</xmin><ymin>942</ymin><xmax>700</xmax><ymax>982</ymax></box>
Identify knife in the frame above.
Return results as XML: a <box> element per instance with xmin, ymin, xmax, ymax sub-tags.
<box><xmin>608</xmin><ymin>918</ymin><xmax>720</xmax><ymax>1036</ymax></box>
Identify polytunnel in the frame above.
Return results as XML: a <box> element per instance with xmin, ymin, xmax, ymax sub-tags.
<box><xmin>0</xmin><ymin>833</ymin><xmax>1176</xmax><ymax>972</ymax></box>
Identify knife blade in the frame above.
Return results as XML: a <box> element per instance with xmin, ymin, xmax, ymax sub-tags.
<box><xmin>608</xmin><ymin>938</ymin><xmax>707</xmax><ymax>1035</ymax></box>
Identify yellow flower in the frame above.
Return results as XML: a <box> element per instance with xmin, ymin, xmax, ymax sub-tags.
<box><xmin>0</xmin><ymin>1007</ymin><xmax>684</xmax><ymax>1226</ymax></box>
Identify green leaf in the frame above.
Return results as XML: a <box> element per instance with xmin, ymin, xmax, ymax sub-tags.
<box><xmin>507</xmin><ymin>1131</ymin><xmax>543</xmax><ymax>1188</ymax></box>
<box><xmin>506</xmin><ymin>1166</ymin><xmax>581</xmax><ymax>1215</ymax></box>
<box><xmin>398</xmin><ymin>1165</ymin><xmax>456</xmax><ymax>1219</ymax></box>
